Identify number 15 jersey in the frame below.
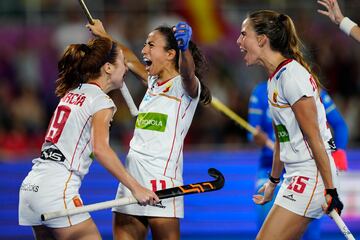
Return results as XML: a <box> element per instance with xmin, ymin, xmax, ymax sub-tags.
<box><xmin>267</xmin><ymin>59</ymin><xmax>333</xmax><ymax>164</ymax></box>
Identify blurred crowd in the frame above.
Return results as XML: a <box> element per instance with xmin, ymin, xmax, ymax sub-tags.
<box><xmin>0</xmin><ymin>0</ymin><xmax>359</xmax><ymax>160</ymax></box>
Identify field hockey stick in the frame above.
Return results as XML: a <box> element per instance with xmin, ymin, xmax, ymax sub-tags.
<box><xmin>322</xmin><ymin>202</ymin><xmax>355</xmax><ymax>240</ymax></box>
<box><xmin>211</xmin><ymin>97</ymin><xmax>274</xmax><ymax>150</ymax></box>
<box><xmin>328</xmin><ymin>210</ymin><xmax>355</xmax><ymax>240</ymax></box>
<box><xmin>41</xmin><ymin>168</ymin><xmax>224</xmax><ymax>221</ymax></box>
<box><xmin>78</xmin><ymin>0</ymin><xmax>139</xmax><ymax>117</ymax></box>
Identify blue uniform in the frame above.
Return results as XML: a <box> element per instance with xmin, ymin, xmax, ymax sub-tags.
<box><xmin>247</xmin><ymin>81</ymin><xmax>348</xmax><ymax>239</ymax></box>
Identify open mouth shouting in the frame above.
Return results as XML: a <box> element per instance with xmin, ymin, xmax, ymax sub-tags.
<box><xmin>143</xmin><ymin>57</ymin><xmax>152</xmax><ymax>71</ymax></box>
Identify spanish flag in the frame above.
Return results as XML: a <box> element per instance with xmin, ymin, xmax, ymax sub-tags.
<box><xmin>173</xmin><ymin>0</ymin><xmax>230</xmax><ymax>45</ymax></box>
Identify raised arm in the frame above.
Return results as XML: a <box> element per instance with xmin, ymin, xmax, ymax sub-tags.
<box><xmin>174</xmin><ymin>22</ymin><xmax>199</xmax><ymax>98</ymax></box>
<box><xmin>318</xmin><ymin>0</ymin><xmax>360</xmax><ymax>42</ymax></box>
<box><xmin>87</xmin><ymin>19</ymin><xmax>148</xmax><ymax>84</ymax></box>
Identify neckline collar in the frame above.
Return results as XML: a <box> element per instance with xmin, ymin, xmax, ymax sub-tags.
<box><xmin>269</xmin><ymin>59</ymin><xmax>293</xmax><ymax>79</ymax></box>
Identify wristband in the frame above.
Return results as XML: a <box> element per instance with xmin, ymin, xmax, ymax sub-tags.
<box><xmin>324</xmin><ymin>188</ymin><xmax>338</xmax><ymax>197</ymax></box>
<box><xmin>339</xmin><ymin>17</ymin><xmax>357</xmax><ymax>36</ymax></box>
<box><xmin>268</xmin><ymin>174</ymin><xmax>280</xmax><ymax>184</ymax></box>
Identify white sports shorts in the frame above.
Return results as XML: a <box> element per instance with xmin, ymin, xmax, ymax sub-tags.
<box><xmin>112</xmin><ymin>152</ymin><xmax>184</xmax><ymax>218</ymax></box>
<box><xmin>19</xmin><ymin>160</ymin><xmax>90</xmax><ymax>227</ymax></box>
<box><xmin>274</xmin><ymin>153</ymin><xmax>338</xmax><ymax>219</ymax></box>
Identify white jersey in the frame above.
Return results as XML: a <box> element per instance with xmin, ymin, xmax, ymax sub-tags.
<box><xmin>36</xmin><ymin>83</ymin><xmax>116</xmax><ymax>178</ymax></box>
<box><xmin>267</xmin><ymin>59</ymin><xmax>333</xmax><ymax>164</ymax></box>
<box><xmin>129</xmin><ymin>75</ymin><xmax>200</xmax><ymax>179</ymax></box>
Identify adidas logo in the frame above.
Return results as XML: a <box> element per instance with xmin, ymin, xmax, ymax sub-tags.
<box><xmin>152</xmin><ymin>201</ymin><xmax>166</xmax><ymax>209</ymax></box>
<box><xmin>283</xmin><ymin>193</ymin><xmax>296</xmax><ymax>202</ymax></box>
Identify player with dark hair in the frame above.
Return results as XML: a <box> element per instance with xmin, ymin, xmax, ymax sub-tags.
<box><xmin>19</xmin><ymin>36</ymin><xmax>158</xmax><ymax>240</ymax></box>
<box><xmin>88</xmin><ymin>19</ymin><xmax>211</xmax><ymax>240</ymax></box>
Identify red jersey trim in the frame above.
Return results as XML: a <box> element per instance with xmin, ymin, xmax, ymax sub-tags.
<box><xmin>157</xmin><ymin>78</ymin><xmax>173</xmax><ymax>87</ymax></box>
<box><xmin>269</xmin><ymin>59</ymin><xmax>293</xmax><ymax>80</ymax></box>
<box><xmin>163</xmin><ymin>101</ymin><xmax>182</xmax><ymax>176</ymax></box>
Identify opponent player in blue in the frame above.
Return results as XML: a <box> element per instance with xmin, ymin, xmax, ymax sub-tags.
<box><xmin>247</xmin><ymin>81</ymin><xmax>348</xmax><ymax>239</ymax></box>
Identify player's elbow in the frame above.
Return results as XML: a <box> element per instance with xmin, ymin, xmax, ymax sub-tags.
<box><xmin>92</xmin><ymin>141</ymin><xmax>110</xmax><ymax>159</ymax></box>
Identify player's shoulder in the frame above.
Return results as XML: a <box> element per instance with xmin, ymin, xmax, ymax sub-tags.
<box><xmin>276</xmin><ymin>60</ymin><xmax>309</xmax><ymax>82</ymax></box>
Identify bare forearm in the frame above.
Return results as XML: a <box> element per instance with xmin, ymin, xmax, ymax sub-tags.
<box><xmin>307</xmin><ymin>138</ymin><xmax>334</xmax><ymax>188</ymax></box>
<box><xmin>95</xmin><ymin>147</ymin><xmax>140</xmax><ymax>191</ymax></box>
<box><xmin>292</xmin><ymin>97</ymin><xmax>334</xmax><ymax>189</ymax></box>
<box><xmin>271</xmin><ymin>140</ymin><xmax>284</xmax><ymax>178</ymax></box>
<box><xmin>179</xmin><ymin>50</ymin><xmax>198</xmax><ymax>97</ymax></box>
<box><xmin>351</xmin><ymin>25</ymin><xmax>360</xmax><ymax>43</ymax></box>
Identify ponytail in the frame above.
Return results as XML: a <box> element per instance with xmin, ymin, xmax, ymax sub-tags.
<box><xmin>189</xmin><ymin>41</ymin><xmax>212</xmax><ymax>105</ymax></box>
<box><xmin>55</xmin><ymin>37</ymin><xmax>117</xmax><ymax>97</ymax></box>
<box><xmin>283</xmin><ymin>16</ymin><xmax>321</xmax><ymax>88</ymax></box>
<box><xmin>249</xmin><ymin>10</ymin><xmax>321</xmax><ymax>88</ymax></box>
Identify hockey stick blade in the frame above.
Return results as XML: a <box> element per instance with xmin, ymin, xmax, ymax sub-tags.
<box><xmin>41</xmin><ymin>168</ymin><xmax>224</xmax><ymax>221</ymax></box>
<box><xmin>156</xmin><ymin>168</ymin><xmax>225</xmax><ymax>199</ymax></box>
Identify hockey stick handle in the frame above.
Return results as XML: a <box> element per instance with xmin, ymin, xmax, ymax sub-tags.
<box><xmin>41</xmin><ymin>168</ymin><xmax>224</xmax><ymax>221</ymax></box>
<box><xmin>78</xmin><ymin>0</ymin><xmax>94</xmax><ymax>24</ymax></box>
<box><xmin>328</xmin><ymin>208</ymin><xmax>355</xmax><ymax>240</ymax></box>
<box><xmin>120</xmin><ymin>83</ymin><xmax>139</xmax><ymax>116</ymax></box>
<box><xmin>41</xmin><ymin>196</ymin><xmax>137</xmax><ymax>221</ymax></box>
<box><xmin>211</xmin><ymin>97</ymin><xmax>274</xmax><ymax>150</ymax></box>
<box><xmin>78</xmin><ymin>0</ymin><xmax>139</xmax><ymax>117</ymax></box>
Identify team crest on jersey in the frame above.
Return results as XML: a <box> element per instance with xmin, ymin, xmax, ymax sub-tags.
<box><xmin>162</xmin><ymin>82</ymin><xmax>173</xmax><ymax>93</ymax></box>
<box><xmin>272</xmin><ymin>89</ymin><xmax>278</xmax><ymax>103</ymax></box>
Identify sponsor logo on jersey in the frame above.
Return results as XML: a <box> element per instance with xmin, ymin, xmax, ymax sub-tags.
<box><xmin>327</xmin><ymin>138</ymin><xmax>337</xmax><ymax>151</ymax></box>
<box><xmin>20</xmin><ymin>183</ymin><xmax>39</xmax><ymax>192</ymax></box>
<box><xmin>283</xmin><ymin>193</ymin><xmax>296</xmax><ymax>202</ymax></box>
<box><xmin>135</xmin><ymin>112</ymin><xmax>167</xmax><ymax>132</ymax></box>
<box><xmin>41</xmin><ymin>148</ymin><xmax>66</xmax><ymax>162</ymax></box>
<box><xmin>276</xmin><ymin>124</ymin><xmax>290</xmax><ymax>142</ymax></box>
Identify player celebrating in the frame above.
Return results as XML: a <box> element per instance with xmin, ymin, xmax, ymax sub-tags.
<box><xmin>87</xmin><ymin>20</ymin><xmax>211</xmax><ymax>240</ymax></box>
<box><xmin>248</xmin><ymin>81</ymin><xmax>348</xmax><ymax>239</ymax></box>
<box><xmin>18</xmin><ymin>36</ymin><xmax>159</xmax><ymax>239</ymax></box>
<box><xmin>318</xmin><ymin>0</ymin><xmax>360</xmax><ymax>42</ymax></box>
<box><xmin>237</xmin><ymin>10</ymin><xmax>344</xmax><ymax>239</ymax></box>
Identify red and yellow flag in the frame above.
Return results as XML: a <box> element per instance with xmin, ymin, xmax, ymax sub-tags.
<box><xmin>174</xmin><ymin>0</ymin><xmax>230</xmax><ymax>45</ymax></box>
